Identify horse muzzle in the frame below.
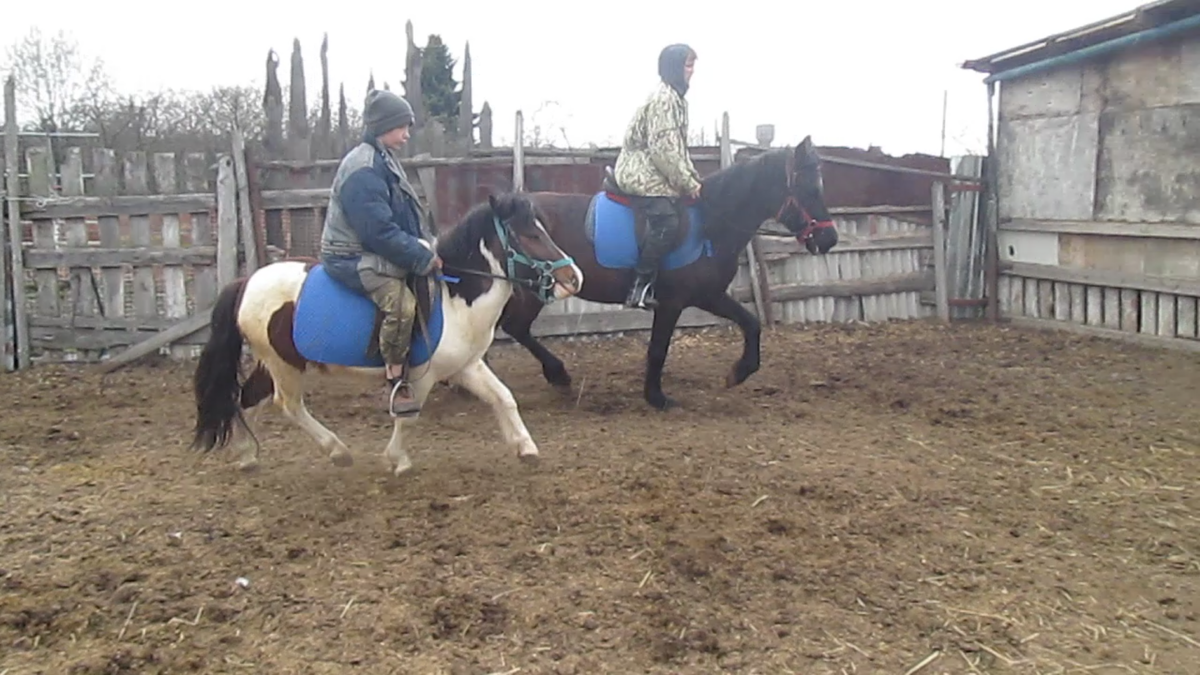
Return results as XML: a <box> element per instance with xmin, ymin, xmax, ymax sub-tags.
<box><xmin>551</xmin><ymin>264</ymin><xmax>584</xmax><ymax>299</ymax></box>
<box><xmin>800</xmin><ymin>221</ymin><xmax>838</xmax><ymax>255</ymax></box>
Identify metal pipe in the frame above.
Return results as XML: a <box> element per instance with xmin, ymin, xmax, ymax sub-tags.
<box><xmin>985</xmin><ymin>12</ymin><xmax>1200</xmax><ymax>84</ymax></box>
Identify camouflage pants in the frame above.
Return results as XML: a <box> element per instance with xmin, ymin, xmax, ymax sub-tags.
<box><xmin>359</xmin><ymin>269</ymin><xmax>418</xmax><ymax>367</ymax></box>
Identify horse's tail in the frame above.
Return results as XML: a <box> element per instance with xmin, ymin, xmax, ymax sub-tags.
<box><xmin>191</xmin><ymin>276</ymin><xmax>251</xmax><ymax>453</ymax></box>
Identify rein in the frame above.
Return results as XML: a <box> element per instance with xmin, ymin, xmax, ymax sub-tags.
<box><xmin>777</xmin><ymin>152</ymin><xmax>836</xmax><ymax>244</ymax></box>
<box><xmin>441</xmin><ymin>215</ymin><xmax>575</xmax><ymax>304</ymax></box>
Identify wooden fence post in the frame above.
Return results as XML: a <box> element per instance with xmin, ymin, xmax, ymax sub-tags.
<box><xmin>216</xmin><ymin>154</ymin><xmax>240</xmax><ymax>289</ymax></box>
<box><xmin>932</xmin><ymin>181</ymin><xmax>950</xmax><ymax>322</ymax></box>
<box><xmin>231</xmin><ymin>127</ymin><xmax>259</xmax><ymax>275</ymax></box>
<box><xmin>513</xmin><ymin>111</ymin><xmax>525</xmax><ymax>192</ymax></box>
<box><xmin>2</xmin><ymin>75</ymin><xmax>26</xmax><ymax>370</ymax></box>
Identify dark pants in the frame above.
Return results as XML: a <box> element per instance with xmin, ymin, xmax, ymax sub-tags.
<box><xmin>626</xmin><ymin>196</ymin><xmax>686</xmax><ymax>308</ymax></box>
<box><xmin>630</xmin><ymin>196</ymin><xmax>685</xmax><ymax>266</ymax></box>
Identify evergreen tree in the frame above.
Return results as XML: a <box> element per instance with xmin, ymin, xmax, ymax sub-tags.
<box><xmin>421</xmin><ymin>35</ymin><xmax>460</xmax><ymax>126</ymax></box>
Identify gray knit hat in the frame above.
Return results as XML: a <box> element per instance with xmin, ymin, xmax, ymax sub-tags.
<box><xmin>363</xmin><ymin>90</ymin><xmax>415</xmax><ymax>137</ymax></box>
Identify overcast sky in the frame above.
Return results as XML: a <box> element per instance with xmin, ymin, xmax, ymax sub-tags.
<box><xmin>2</xmin><ymin>0</ymin><xmax>1143</xmax><ymax>158</ymax></box>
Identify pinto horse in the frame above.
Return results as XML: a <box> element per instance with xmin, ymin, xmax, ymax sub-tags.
<box><xmin>499</xmin><ymin>136</ymin><xmax>837</xmax><ymax>410</ymax></box>
<box><xmin>190</xmin><ymin>192</ymin><xmax>583</xmax><ymax>476</ymax></box>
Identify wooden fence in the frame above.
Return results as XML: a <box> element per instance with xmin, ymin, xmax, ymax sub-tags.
<box><xmin>997</xmin><ymin>224</ymin><xmax>1200</xmax><ymax>349</ymax></box>
<box><xmin>3</xmin><ymin>144</ymin><xmax>240</xmax><ymax>368</ymax></box>
<box><xmin>1</xmin><ymin>96</ymin><xmax>988</xmax><ymax>370</ymax></box>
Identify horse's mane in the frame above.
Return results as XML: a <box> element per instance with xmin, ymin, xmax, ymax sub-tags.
<box><xmin>698</xmin><ymin>148</ymin><xmax>788</xmax><ymax>239</ymax></box>
<box><xmin>400</xmin><ymin>200</ymin><xmax>499</xmax><ymax>334</ymax></box>
<box><xmin>435</xmin><ymin>200</ymin><xmax>496</xmax><ymax>263</ymax></box>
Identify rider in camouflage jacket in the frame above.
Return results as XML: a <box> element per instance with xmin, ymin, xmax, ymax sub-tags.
<box><xmin>613</xmin><ymin>43</ymin><xmax>702</xmax><ymax>310</ymax></box>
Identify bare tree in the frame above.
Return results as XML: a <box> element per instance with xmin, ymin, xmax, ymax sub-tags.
<box><xmin>2</xmin><ymin>27</ymin><xmax>112</xmax><ymax>131</ymax></box>
<box><xmin>523</xmin><ymin>100</ymin><xmax>573</xmax><ymax>149</ymax></box>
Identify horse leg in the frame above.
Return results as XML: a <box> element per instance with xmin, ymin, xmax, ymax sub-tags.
<box><xmin>265</xmin><ymin>358</ymin><xmax>354</xmax><ymax>467</ymax></box>
<box><xmin>501</xmin><ymin>295</ymin><xmax>571</xmax><ymax>389</ymax></box>
<box><xmin>234</xmin><ymin>402</ymin><xmax>269</xmax><ymax>472</ymax></box>
<box><xmin>450</xmin><ymin>357</ymin><xmax>540</xmax><ymax>461</ymax></box>
<box><xmin>644</xmin><ymin>304</ymin><xmax>684</xmax><ymax>411</ymax></box>
<box><xmin>233</xmin><ymin>361</ymin><xmax>275</xmax><ymax>472</ymax></box>
<box><xmin>383</xmin><ymin>418</ymin><xmax>413</xmax><ymax>476</ymax></box>
<box><xmin>511</xmin><ymin>327</ymin><xmax>572</xmax><ymax>391</ymax></box>
<box><xmin>382</xmin><ymin>377</ymin><xmax>435</xmax><ymax>476</ymax></box>
<box><xmin>695</xmin><ymin>291</ymin><xmax>762</xmax><ymax>388</ymax></box>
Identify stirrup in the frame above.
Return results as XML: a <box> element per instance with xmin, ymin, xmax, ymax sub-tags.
<box><xmin>625</xmin><ymin>279</ymin><xmax>658</xmax><ymax>310</ymax></box>
<box><xmin>387</xmin><ymin>377</ymin><xmax>421</xmax><ymax>418</ymax></box>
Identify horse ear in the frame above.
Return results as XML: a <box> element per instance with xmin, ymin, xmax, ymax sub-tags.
<box><xmin>488</xmin><ymin>193</ymin><xmax>500</xmax><ymax>213</ymax></box>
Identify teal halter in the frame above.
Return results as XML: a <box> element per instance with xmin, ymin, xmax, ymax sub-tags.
<box><xmin>492</xmin><ymin>216</ymin><xmax>576</xmax><ymax>304</ymax></box>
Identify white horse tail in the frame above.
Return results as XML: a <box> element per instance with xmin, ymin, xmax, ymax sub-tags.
<box><xmin>191</xmin><ymin>276</ymin><xmax>256</xmax><ymax>453</ymax></box>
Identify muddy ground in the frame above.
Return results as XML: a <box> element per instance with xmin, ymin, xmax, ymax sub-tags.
<box><xmin>1</xmin><ymin>320</ymin><xmax>1198</xmax><ymax>674</ymax></box>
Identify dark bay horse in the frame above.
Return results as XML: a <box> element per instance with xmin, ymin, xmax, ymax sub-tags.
<box><xmin>499</xmin><ymin>136</ymin><xmax>838</xmax><ymax>410</ymax></box>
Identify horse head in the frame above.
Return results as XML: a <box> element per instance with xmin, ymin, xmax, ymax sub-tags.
<box><xmin>775</xmin><ymin>136</ymin><xmax>838</xmax><ymax>255</ymax></box>
<box><xmin>486</xmin><ymin>192</ymin><xmax>584</xmax><ymax>302</ymax></box>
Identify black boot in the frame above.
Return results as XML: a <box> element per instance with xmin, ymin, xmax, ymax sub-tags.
<box><xmin>628</xmin><ymin>227</ymin><xmax>676</xmax><ymax>309</ymax></box>
<box><xmin>625</xmin><ymin>201</ymin><xmax>680</xmax><ymax>310</ymax></box>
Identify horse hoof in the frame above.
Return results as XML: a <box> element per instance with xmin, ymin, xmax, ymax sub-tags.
<box><xmin>646</xmin><ymin>394</ymin><xmax>678</xmax><ymax>411</ymax></box>
<box><xmin>392</xmin><ymin>459</ymin><xmax>413</xmax><ymax>477</ymax></box>
<box><xmin>237</xmin><ymin>460</ymin><xmax>261</xmax><ymax>473</ymax></box>
<box><xmin>518</xmin><ymin>451</ymin><xmax>540</xmax><ymax>465</ymax></box>
<box><xmin>330</xmin><ymin>451</ymin><xmax>354</xmax><ymax>468</ymax></box>
<box><xmin>545</xmin><ymin>370</ymin><xmax>572</xmax><ymax>390</ymax></box>
<box><xmin>517</xmin><ymin>440</ymin><xmax>540</xmax><ymax>462</ymax></box>
<box><xmin>725</xmin><ymin>362</ymin><xmax>759</xmax><ymax>388</ymax></box>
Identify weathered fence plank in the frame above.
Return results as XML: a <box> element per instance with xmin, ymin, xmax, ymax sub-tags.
<box><xmin>2</xmin><ymin>76</ymin><xmax>23</xmax><ymax>370</ymax></box>
<box><xmin>21</xmin><ymin>194</ymin><xmax>215</xmax><ymax>219</ymax></box>
<box><xmin>60</xmin><ymin>149</ymin><xmax>95</xmax><ymax>360</ymax></box>
<box><xmin>93</xmin><ymin>149</ymin><xmax>125</xmax><ymax>324</ymax></box>
<box><xmin>154</xmin><ymin>152</ymin><xmax>190</xmax><ymax>357</ymax></box>
<box><xmin>124</xmin><ymin>152</ymin><xmax>157</xmax><ymax>322</ymax></box>
<box><xmin>932</xmin><ymin>182</ymin><xmax>949</xmax><ymax>322</ymax></box>
<box><xmin>216</xmin><ymin>155</ymin><xmax>239</xmax><ymax>288</ymax></box>
<box><xmin>232</xmin><ymin>128</ymin><xmax>259</xmax><ymax>275</ymax></box>
<box><xmin>184</xmin><ymin>152</ymin><xmax>218</xmax><ymax>316</ymax></box>
<box><xmin>25</xmin><ymin>147</ymin><xmax>60</xmax><ymax>326</ymax></box>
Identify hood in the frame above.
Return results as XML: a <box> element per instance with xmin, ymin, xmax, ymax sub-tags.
<box><xmin>658</xmin><ymin>44</ymin><xmax>695</xmax><ymax>97</ymax></box>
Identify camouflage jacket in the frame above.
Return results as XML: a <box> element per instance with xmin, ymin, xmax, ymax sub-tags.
<box><xmin>613</xmin><ymin>82</ymin><xmax>702</xmax><ymax>198</ymax></box>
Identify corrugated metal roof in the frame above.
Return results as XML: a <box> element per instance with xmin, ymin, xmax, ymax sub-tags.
<box><xmin>961</xmin><ymin>0</ymin><xmax>1200</xmax><ymax>73</ymax></box>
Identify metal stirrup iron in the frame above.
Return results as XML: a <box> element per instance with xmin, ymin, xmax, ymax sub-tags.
<box><xmin>388</xmin><ymin>378</ymin><xmax>420</xmax><ymax>418</ymax></box>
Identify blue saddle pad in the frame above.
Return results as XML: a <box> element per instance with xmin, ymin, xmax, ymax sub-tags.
<box><xmin>292</xmin><ymin>264</ymin><xmax>444</xmax><ymax>368</ymax></box>
<box><xmin>586</xmin><ymin>192</ymin><xmax>713</xmax><ymax>271</ymax></box>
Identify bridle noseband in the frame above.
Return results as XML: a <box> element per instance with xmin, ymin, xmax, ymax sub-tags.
<box><xmin>776</xmin><ymin>152</ymin><xmax>836</xmax><ymax>245</ymax></box>
<box><xmin>442</xmin><ymin>216</ymin><xmax>576</xmax><ymax>305</ymax></box>
<box><xmin>494</xmin><ymin>216</ymin><xmax>576</xmax><ymax>303</ymax></box>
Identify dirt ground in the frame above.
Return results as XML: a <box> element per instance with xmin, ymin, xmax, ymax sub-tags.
<box><xmin>1</xmin><ymin>319</ymin><xmax>1199</xmax><ymax>674</ymax></box>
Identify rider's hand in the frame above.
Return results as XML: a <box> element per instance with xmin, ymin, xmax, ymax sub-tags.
<box><xmin>431</xmin><ymin>255</ymin><xmax>443</xmax><ymax>270</ymax></box>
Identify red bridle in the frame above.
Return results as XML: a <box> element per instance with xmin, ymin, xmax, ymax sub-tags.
<box><xmin>776</xmin><ymin>152</ymin><xmax>836</xmax><ymax>245</ymax></box>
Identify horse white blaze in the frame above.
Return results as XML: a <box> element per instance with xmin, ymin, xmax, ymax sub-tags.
<box><xmin>533</xmin><ymin>217</ymin><xmax>584</xmax><ymax>300</ymax></box>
